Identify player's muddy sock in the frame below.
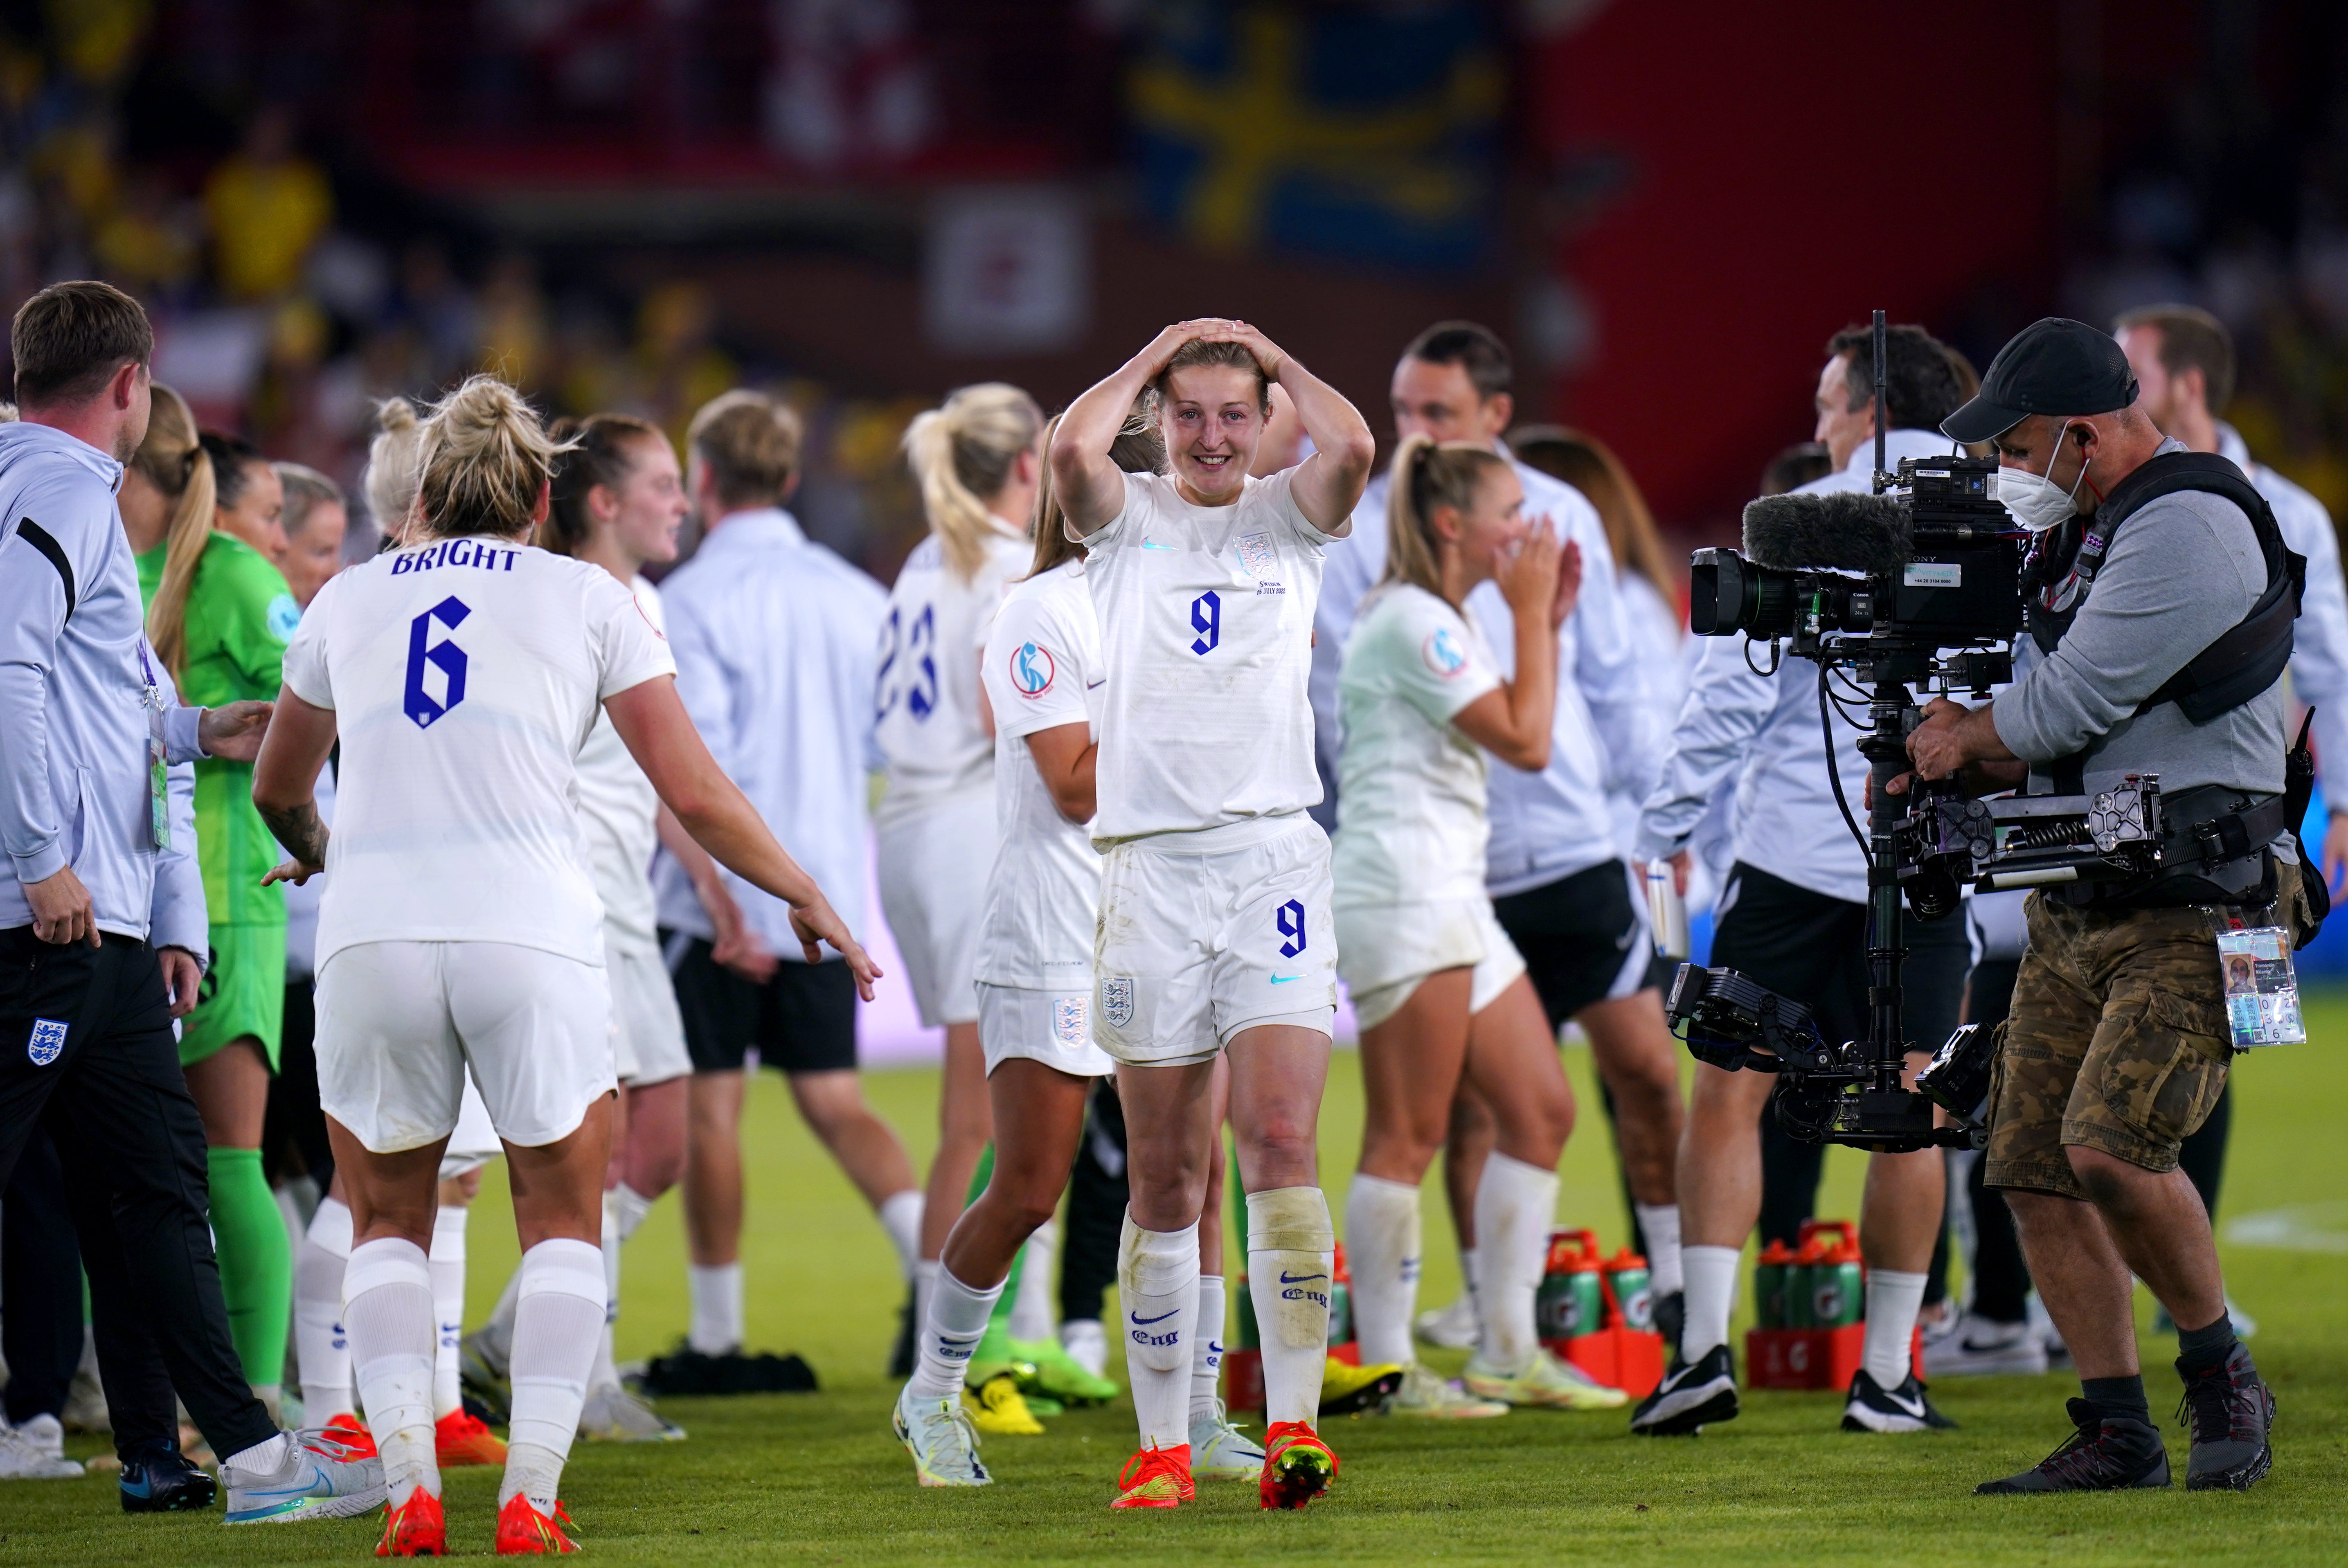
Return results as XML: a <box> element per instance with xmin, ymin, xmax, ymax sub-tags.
<box><xmin>504</xmin><ymin>1240</ymin><xmax>605</xmax><ymax>1509</ymax></box>
<box><xmin>1344</xmin><ymin>1172</ymin><xmax>1421</xmax><ymax>1368</ymax></box>
<box><xmin>1246</xmin><ymin>1188</ymin><xmax>1333</xmax><ymax>1426</ymax></box>
<box><xmin>1119</xmin><ymin>1215</ymin><xmax>1198</xmax><ymax>1450</ymax></box>
<box><xmin>347</xmin><ymin>1238</ymin><xmax>439</xmax><ymax>1506</ymax></box>
<box><xmin>1472</xmin><ymin>1152</ymin><xmax>1555</xmax><ymax>1370</ymax></box>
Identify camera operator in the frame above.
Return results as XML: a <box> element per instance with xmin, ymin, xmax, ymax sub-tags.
<box><xmin>1630</xmin><ymin>323</ymin><xmax>1972</xmax><ymax>1438</ymax></box>
<box><xmin>1905</xmin><ymin>317</ymin><xmax>2295</xmax><ymax>1494</ymax></box>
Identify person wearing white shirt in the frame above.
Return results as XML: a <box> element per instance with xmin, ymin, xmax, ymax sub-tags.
<box><xmin>2113</xmin><ymin>304</ymin><xmax>2341</xmax><ymax>1327</ymax></box>
<box><xmin>255</xmin><ymin>376</ymin><xmax>878</xmax><ymax>1549</ymax></box>
<box><xmin>1054</xmin><ymin>320</ymin><xmax>1374</xmax><ymax>1510</ymax></box>
<box><xmin>1632</xmin><ymin>324</ymin><xmax>1972</xmax><ymax>1438</ymax></box>
<box><xmin>651</xmin><ymin>391</ymin><xmax>925</xmax><ymax>1366</ymax></box>
<box><xmin>1312</xmin><ymin>324</ymin><xmax>1687</xmax><ymax>1361</ymax></box>
<box><xmin>878</xmin><ymin>385</ymin><xmax>1044</xmax><ymax>1333</ymax></box>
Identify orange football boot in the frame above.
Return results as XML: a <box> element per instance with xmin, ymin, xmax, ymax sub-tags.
<box><xmin>494</xmin><ymin>1492</ymin><xmax>579</xmax><ymax>1554</ymax></box>
<box><xmin>322</xmin><ymin>1413</ymin><xmax>378</xmax><ymax>1459</ymax></box>
<box><xmin>376</xmin><ymin>1487</ymin><xmax>447</xmax><ymax>1557</ymax></box>
<box><xmin>1109</xmin><ymin>1442</ymin><xmax>1193</xmax><ymax>1509</ymax></box>
<box><xmin>1258</xmin><ymin>1420</ymin><xmax>1338</xmax><ymax>1510</ymax></box>
<box><xmin>436</xmin><ymin>1409</ymin><xmax>508</xmax><ymax>1467</ymax></box>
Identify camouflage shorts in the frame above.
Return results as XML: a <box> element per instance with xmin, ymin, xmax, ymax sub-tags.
<box><xmin>1985</xmin><ymin>858</ymin><xmax>2308</xmax><ymax>1198</ymax></box>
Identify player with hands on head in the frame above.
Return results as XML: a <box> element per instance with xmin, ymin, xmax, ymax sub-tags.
<box><xmin>252</xmin><ymin>374</ymin><xmax>875</xmax><ymax>1556</ymax></box>
<box><xmin>1051</xmin><ymin>318</ymin><xmax>1373</xmax><ymax>1510</ymax></box>
<box><xmin>1334</xmin><ymin>436</ymin><xmax>1620</xmax><ymax>1419</ymax></box>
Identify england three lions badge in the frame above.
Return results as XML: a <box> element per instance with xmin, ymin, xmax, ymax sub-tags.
<box><xmin>27</xmin><ymin>1018</ymin><xmax>67</xmax><ymax>1066</ymax></box>
<box><xmin>1101</xmin><ymin>977</ymin><xmax>1135</xmax><ymax>1030</ymax></box>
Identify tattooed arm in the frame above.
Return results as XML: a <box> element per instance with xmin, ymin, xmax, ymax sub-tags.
<box><xmin>251</xmin><ymin>686</ymin><xmax>339</xmax><ymax>886</ymax></box>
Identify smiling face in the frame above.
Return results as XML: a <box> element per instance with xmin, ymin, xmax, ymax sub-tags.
<box><xmin>601</xmin><ymin>434</ymin><xmax>688</xmax><ymax>568</ymax></box>
<box><xmin>1159</xmin><ymin>363</ymin><xmax>1265</xmax><ymax>504</ymax></box>
<box><xmin>1442</xmin><ymin>463</ymin><xmax>1527</xmax><ymax>589</ymax></box>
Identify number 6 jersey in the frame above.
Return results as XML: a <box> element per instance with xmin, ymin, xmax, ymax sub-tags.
<box><xmin>1082</xmin><ymin>466</ymin><xmax>1337</xmax><ymax>845</ymax></box>
<box><xmin>281</xmin><ymin>535</ymin><xmax>675</xmax><ymax>971</ymax></box>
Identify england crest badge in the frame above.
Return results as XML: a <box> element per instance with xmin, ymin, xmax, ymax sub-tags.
<box><xmin>1053</xmin><ymin>995</ymin><xmax>1088</xmax><ymax>1046</ymax></box>
<box><xmin>1101</xmin><ymin>977</ymin><xmax>1135</xmax><ymax>1030</ymax></box>
<box><xmin>27</xmin><ymin>1018</ymin><xmax>68</xmax><ymax>1066</ymax></box>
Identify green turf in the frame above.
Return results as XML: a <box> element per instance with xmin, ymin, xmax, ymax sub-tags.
<box><xmin>8</xmin><ymin>994</ymin><xmax>2346</xmax><ymax>1565</ymax></box>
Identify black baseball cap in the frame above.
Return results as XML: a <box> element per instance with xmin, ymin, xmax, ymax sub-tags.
<box><xmin>1941</xmin><ymin>317</ymin><xmax>2139</xmax><ymax>443</ymax></box>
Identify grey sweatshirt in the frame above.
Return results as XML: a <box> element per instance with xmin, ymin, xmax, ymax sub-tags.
<box><xmin>1997</xmin><ymin>439</ymin><xmax>2287</xmax><ymax>806</ymax></box>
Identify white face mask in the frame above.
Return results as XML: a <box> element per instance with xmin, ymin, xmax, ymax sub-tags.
<box><xmin>1998</xmin><ymin>425</ymin><xmax>2092</xmax><ymax>532</ymax></box>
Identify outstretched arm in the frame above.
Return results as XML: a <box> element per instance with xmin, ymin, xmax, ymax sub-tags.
<box><xmin>1209</xmin><ymin>322</ymin><xmax>1374</xmax><ymax>534</ymax></box>
<box><xmin>605</xmin><ymin>675</ymin><xmax>880</xmax><ymax>998</ymax></box>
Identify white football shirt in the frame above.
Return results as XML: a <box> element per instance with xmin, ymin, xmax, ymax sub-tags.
<box><xmin>873</xmin><ymin>522</ymin><xmax>1031</xmax><ymax>825</ymax></box>
<box><xmin>1083</xmin><ymin>467</ymin><xmax>1334</xmax><ymax>844</ymax></box>
<box><xmin>572</xmin><ymin>575</ymin><xmax>668</xmax><ymax>947</ymax></box>
<box><xmin>282</xmin><ymin>535</ymin><xmax>675</xmax><ymax>969</ymax></box>
<box><xmin>1332</xmin><ymin>583</ymin><xmax>1503</xmax><ymax>907</ymax></box>
<box><xmin>974</xmin><ymin>557</ymin><xmax>1104</xmax><ymax>988</ymax></box>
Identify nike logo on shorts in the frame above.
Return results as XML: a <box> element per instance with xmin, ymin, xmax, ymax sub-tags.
<box><xmin>1270</xmin><ymin>973</ymin><xmax>1301</xmax><ymax>983</ymax></box>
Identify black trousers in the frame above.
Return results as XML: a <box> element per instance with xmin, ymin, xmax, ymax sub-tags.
<box><xmin>1963</xmin><ymin>957</ymin><xmax>2033</xmax><ymax>1322</ymax></box>
<box><xmin>2</xmin><ymin>1127</ymin><xmax>83</xmax><ymax>1424</ymax></box>
<box><xmin>0</xmin><ymin>928</ymin><xmax>275</xmax><ymax>1460</ymax></box>
<box><xmin>1710</xmin><ymin>866</ymin><xmax>1970</xmax><ymax>1249</ymax></box>
<box><xmin>262</xmin><ymin>979</ymin><xmax>333</xmax><ymax>1190</ymax></box>
<box><xmin>1059</xmin><ymin>1078</ymin><xmax>1128</xmax><ymax>1325</ymax></box>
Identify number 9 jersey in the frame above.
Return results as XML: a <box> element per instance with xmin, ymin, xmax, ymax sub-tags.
<box><xmin>281</xmin><ymin>535</ymin><xmax>676</xmax><ymax>973</ymax></box>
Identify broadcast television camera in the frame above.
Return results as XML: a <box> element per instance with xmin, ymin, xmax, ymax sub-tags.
<box><xmin>1661</xmin><ymin>313</ymin><xmax>2175</xmax><ymax>1153</ymax></box>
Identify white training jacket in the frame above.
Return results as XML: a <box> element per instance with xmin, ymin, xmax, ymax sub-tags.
<box><xmin>1313</xmin><ymin>447</ymin><xmax>1659</xmax><ymax>896</ymax></box>
<box><xmin>2218</xmin><ymin>424</ymin><xmax>2348</xmax><ymax>801</ymax></box>
<box><xmin>651</xmin><ymin>508</ymin><xmax>888</xmax><ymax>961</ymax></box>
<box><xmin>1635</xmin><ymin>428</ymin><xmax>1960</xmax><ymax>907</ymax></box>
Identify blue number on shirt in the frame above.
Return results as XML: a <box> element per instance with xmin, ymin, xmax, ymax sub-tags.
<box><xmin>1190</xmin><ymin>590</ymin><xmax>1220</xmax><ymax>656</ymax></box>
<box><xmin>404</xmin><ymin>596</ymin><xmax>470</xmax><ymax>729</ymax></box>
<box><xmin>1276</xmin><ymin>898</ymin><xmax>1307</xmax><ymax>958</ymax></box>
<box><xmin>876</xmin><ymin>603</ymin><xmax>940</xmax><ymax>720</ymax></box>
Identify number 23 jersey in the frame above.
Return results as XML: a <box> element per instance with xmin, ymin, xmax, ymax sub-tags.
<box><xmin>1083</xmin><ymin>466</ymin><xmax>1335</xmax><ymax>844</ymax></box>
<box><xmin>281</xmin><ymin>536</ymin><xmax>676</xmax><ymax>971</ymax></box>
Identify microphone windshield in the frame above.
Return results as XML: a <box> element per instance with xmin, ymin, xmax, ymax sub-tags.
<box><xmin>1741</xmin><ymin>491</ymin><xmax>1913</xmax><ymax>575</ymax></box>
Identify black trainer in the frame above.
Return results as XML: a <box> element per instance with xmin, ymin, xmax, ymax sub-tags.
<box><xmin>1842</xmin><ymin>1368</ymin><xmax>1960</xmax><ymax>1432</ymax></box>
<box><xmin>1654</xmin><ymin>1291</ymin><xmax>1686</xmax><ymax>1374</ymax></box>
<box><xmin>1630</xmin><ymin>1342</ymin><xmax>1737</xmax><ymax>1435</ymax></box>
<box><xmin>118</xmin><ymin>1441</ymin><xmax>218</xmax><ymax>1513</ymax></box>
<box><xmin>2177</xmin><ymin>1343</ymin><xmax>2275</xmax><ymax>1491</ymax></box>
<box><xmin>1975</xmin><ymin>1398</ymin><xmax>2170</xmax><ymax>1493</ymax></box>
<box><xmin>888</xmin><ymin>1281</ymin><xmax>918</xmax><ymax>1378</ymax></box>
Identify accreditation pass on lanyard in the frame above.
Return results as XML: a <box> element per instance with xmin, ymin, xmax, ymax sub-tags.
<box><xmin>138</xmin><ymin>641</ymin><xmax>168</xmax><ymax>850</ymax></box>
<box><xmin>2208</xmin><ymin>904</ymin><xmax>2303</xmax><ymax>1049</ymax></box>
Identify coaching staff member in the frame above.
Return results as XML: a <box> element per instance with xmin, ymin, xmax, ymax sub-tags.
<box><xmin>1905</xmin><ymin>318</ymin><xmax>2297</xmax><ymax>1495</ymax></box>
<box><xmin>0</xmin><ymin>282</ymin><xmax>374</xmax><ymax>1516</ymax></box>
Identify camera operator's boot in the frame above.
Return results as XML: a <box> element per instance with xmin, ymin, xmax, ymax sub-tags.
<box><xmin>1975</xmin><ymin>1399</ymin><xmax>2169</xmax><ymax>1493</ymax></box>
<box><xmin>1630</xmin><ymin>1344</ymin><xmax>1736</xmax><ymax>1436</ymax></box>
<box><xmin>2176</xmin><ymin>1343</ymin><xmax>2274</xmax><ymax>1492</ymax></box>
<box><xmin>1842</xmin><ymin>1368</ymin><xmax>1958</xmax><ymax>1433</ymax></box>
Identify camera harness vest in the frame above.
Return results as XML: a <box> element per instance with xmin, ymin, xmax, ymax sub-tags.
<box><xmin>2022</xmin><ymin>451</ymin><xmax>2316</xmax><ymax>907</ymax></box>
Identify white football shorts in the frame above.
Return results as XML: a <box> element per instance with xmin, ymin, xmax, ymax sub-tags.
<box><xmin>438</xmin><ymin>1080</ymin><xmax>503</xmax><ymax>1181</ymax></box>
<box><xmin>316</xmin><ymin>940</ymin><xmax>617</xmax><ymax>1154</ymax></box>
<box><xmin>1338</xmin><ymin>895</ymin><xmax>1528</xmax><ymax>1032</ymax></box>
<box><xmin>607</xmin><ymin>931</ymin><xmax>693</xmax><ymax>1088</ymax></box>
<box><xmin>1092</xmin><ymin>814</ymin><xmax>1338</xmax><ymax>1068</ymax></box>
<box><xmin>876</xmin><ymin>787</ymin><xmax>996</xmax><ymax>1029</ymax></box>
<box><xmin>977</xmin><ymin>981</ymin><xmax>1115</xmax><ymax>1079</ymax></box>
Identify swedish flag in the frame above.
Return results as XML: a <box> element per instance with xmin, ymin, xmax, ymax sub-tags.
<box><xmin>1129</xmin><ymin>2</ymin><xmax>1504</xmax><ymax>270</ymax></box>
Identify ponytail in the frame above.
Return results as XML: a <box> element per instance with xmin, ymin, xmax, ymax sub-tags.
<box><xmin>903</xmin><ymin>382</ymin><xmax>1043</xmax><ymax>583</ymax></box>
<box><xmin>363</xmin><ymin>396</ymin><xmax>425</xmax><ymax>544</ymax></box>
<box><xmin>139</xmin><ymin>384</ymin><xmax>218</xmax><ymax>673</ymax></box>
<box><xmin>1027</xmin><ymin>398</ymin><xmax>1162</xmax><ymax>580</ymax></box>
<box><xmin>1381</xmin><ymin>435</ymin><xmax>1509</xmax><ymax>599</ymax></box>
<box><xmin>413</xmin><ymin>375</ymin><xmax>572</xmax><ymax>542</ymax></box>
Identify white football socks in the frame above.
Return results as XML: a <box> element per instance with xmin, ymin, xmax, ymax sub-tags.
<box><xmin>879</xmin><ymin>1188</ymin><xmax>925</xmax><ymax>1278</ymax></box>
<box><xmin>909</xmin><ymin>1264</ymin><xmax>1004</xmax><ymax>1402</ymax></box>
<box><xmin>1472</xmin><ymin>1152</ymin><xmax>1556</xmax><ymax>1372</ymax></box>
<box><xmin>1190</xmin><ymin>1274</ymin><xmax>1227</xmax><ymax>1425</ymax></box>
<box><xmin>1245</xmin><ymin>1187</ymin><xmax>1333</xmax><ymax>1427</ymax></box>
<box><xmin>1343</xmin><ymin>1171</ymin><xmax>1422</xmax><ymax>1369</ymax></box>
<box><xmin>1119</xmin><ymin>1215</ymin><xmax>1199</xmax><ymax>1451</ymax></box>
<box><xmin>428</xmin><ymin>1204</ymin><xmax>469</xmax><ymax>1418</ymax></box>
<box><xmin>687</xmin><ymin>1262</ymin><xmax>743</xmax><ymax>1355</ymax></box>
<box><xmin>1634</xmin><ymin>1201</ymin><xmax>1684</xmax><ymax>1298</ymax></box>
<box><xmin>1009</xmin><ymin>1219</ymin><xmax>1058</xmax><ymax>1343</ymax></box>
<box><xmin>592</xmin><ymin>1185</ymin><xmax>654</xmax><ymax>1393</ymax></box>
<box><xmin>502</xmin><ymin>1239</ymin><xmax>605</xmax><ymax>1512</ymax></box>
<box><xmin>345</xmin><ymin>1237</ymin><xmax>439</xmax><ymax>1506</ymax></box>
<box><xmin>1680</xmin><ymin>1244</ymin><xmax>1741</xmax><ymax>1365</ymax></box>
<box><xmin>294</xmin><ymin>1196</ymin><xmax>354</xmax><ymax>1420</ymax></box>
<box><xmin>1863</xmin><ymin>1269</ymin><xmax>1928</xmax><ymax>1390</ymax></box>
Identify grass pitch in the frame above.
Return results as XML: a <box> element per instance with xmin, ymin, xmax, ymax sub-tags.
<box><xmin>8</xmin><ymin>997</ymin><xmax>2347</xmax><ymax>1566</ymax></box>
